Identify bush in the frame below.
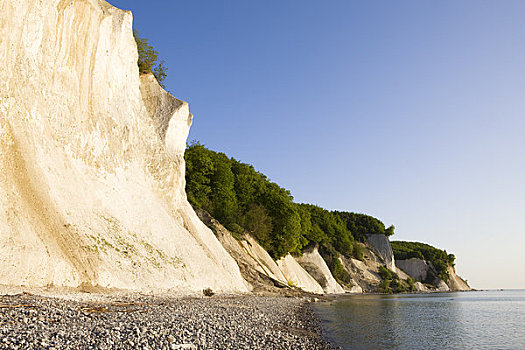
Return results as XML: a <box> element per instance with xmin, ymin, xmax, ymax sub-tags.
<box><xmin>378</xmin><ymin>265</ymin><xmax>411</xmax><ymax>293</ymax></box>
<box><xmin>318</xmin><ymin>245</ymin><xmax>352</xmax><ymax>285</ymax></box>
<box><xmin>406</xmin><ymin>277</ymin><xmax>416</xmax><ymax>292</ymax></box>
<box><xmin>353</xmin><ymin>242</ymin><xmax>365</xmax><ymax>261</ymax></box>
<box><xmin>133</xmin><ymin>29</ymin><xmax>168</xmax><ymax>88</ymax></box>
<box><xmin>227</xmin><ymin>223</ymin><xmax>244</xmax><ymax>241</ymax></box>
<box><xmin>379</xmin><ymin>279</ymin><xmax>392</xmax><ymax>293</ymax></box>
<box><xmin>378</xmin><ymin>265</ymin><xmax>393</xmax><ymax>280</ymax></box>
<box><xmin>390</xmin><ymin>278</ymin><xmax>402</xmax><ymax>292</ymax></box>
<box><xmin>239</xmin><ymin>204</ymin><xmax>272</xmax><ymax>243</ymax></box>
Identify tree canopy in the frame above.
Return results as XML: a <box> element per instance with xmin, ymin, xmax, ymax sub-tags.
<box><xmin>184</xmin><ymin>142</ymin><xmax>397</xmax><ymax>284</ymax></box>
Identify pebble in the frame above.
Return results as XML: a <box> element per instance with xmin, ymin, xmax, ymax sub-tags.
<box><xmin>0</xmin><ymin>294</ymin><xmax>337</xmax><ymax>349</ymax></box>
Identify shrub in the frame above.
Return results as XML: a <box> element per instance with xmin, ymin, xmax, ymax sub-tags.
<box><xmin>406</xmin><ymin>277</ymin><xmax>416</xmax><ymax>292</ymax></box>
<box><xmin>227</xmin><ymin>223</ymin><xmax>245</xmax><ymax>241</ymax></box>
<box><xmin>378</xmin><ymin>265</ymin><xmax>411</xmax><ymax>293</ymax></box>
<box><xmin>133</xmin><ymin>29</ymin><xmax>168</xmax><ymax>88</ymax></box>
<box><xmin>318</xmin><ymin>245</ymin><xmax>352</xmax><ymax>285</ymax></box>
<box><xmin>353</xmin><ymin>242</ymin><xmax>365</xmax><ymax>261</ymax></box>
<box><xmin>379</xmin><ymin>279</ymin><xmax>392</xmax><ymax>293</ymax></box>
<box><xmin>378</xmin><ymin>265</ymin><xmax>393</xmax><ymax>280</ymax></box>
<box><xmin>242</xmin><ymin>204</ymin><xmax>272</xmax><ymax>244</ymax></box>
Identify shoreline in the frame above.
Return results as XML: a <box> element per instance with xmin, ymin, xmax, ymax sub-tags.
<box><xmin>0</xmin><ymin>292</ymin><xmax>337</xmax><ymax>349</ymax></box>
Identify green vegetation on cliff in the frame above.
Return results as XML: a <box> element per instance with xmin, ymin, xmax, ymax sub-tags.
<box><xmin>134</xmin><ymin>29</ymin><xmax>168</xmax><ymax>87</ymax></box>
<box><xmin>391</xmin><ymin>241</ymin><xmax>455</xmax><ymax>282</ymax></box>
<box><xmin>378</xmin><ymin>265</ymin><xmax>415</xmax><ymax>293</ymax></box>
<box><xmin>185</xmin><ymin>142</ymin><xmax>301</xmax><ymax>258</ymax></box>
<box><xmin>185</xmin><ymin>142</ymin><xmax>394</xmax><ymax>284</ymax></box>
<box><xmin>185</xmin><ymin>143</ymin><xmax>463</xmax><ymax>290</ymax></box>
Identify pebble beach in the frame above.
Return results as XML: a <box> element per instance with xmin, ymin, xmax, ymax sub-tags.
<box><xmin>0</xmin><ymin>293</ymin><xmax>336</xmax><ymax>349</ymax></box>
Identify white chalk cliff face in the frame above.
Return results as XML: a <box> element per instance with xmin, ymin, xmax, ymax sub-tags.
<box><xmin>295</xmin><ymin>247</ymin><xmax>344</xmax><ymax>294</ymax></box>
<box><xmin>396</xmin><ymin>258</ymin><xmax>471</xmax><ymax>291</ymax></box>
<box><xmin>277</xmin><ymin>255</ymin><xmax>324</xmax><ymax>294</ymax></box>
<box><xmin>396</xmin><ymin>258</ymin><xmax>430</xmax><ymax>281</ymax></box>
<box><xmin>366</xmin><ymin>234</ymin><xmax>396</xmax><ymax>271</ymax></box>
<box><xmin>0</xmin><ymin>0</ymin><xmax>248</xmax><ymax>293</ymax></box>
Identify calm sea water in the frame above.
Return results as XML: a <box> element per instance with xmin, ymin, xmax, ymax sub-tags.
<box><xmin>313</xmin><ymin>290</ymin><xmax>525</xmax><ymax>350</ymax></box>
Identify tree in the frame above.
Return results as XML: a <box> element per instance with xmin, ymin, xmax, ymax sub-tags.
<box><xmin>185</xmin><ymin>142</ymin><xmax>214</xmax><ymax>210</ymax></box>
<box><xmin>333</xmin><ymin>211</ymin><xmax>389</xmax><ymax>241</ymax></box>
<box><xmin>261</xmin><ymin>183</ymin><xmax>302</xmax><ymax>257</ymax></box>
<box><xmin>242</xmin><ymin>204</ymin><xmax>273</xmax><ymax>246</ymax></box>
<box><xmin>209</xmin><ymin>152</ymin><xmax>238</xmax><ymax>228</ymax></box>
<box><xmin>185</xmin><ymin>142</ymin><xmax>401</xmax><ymax>264</ymax></box>
<box><xmin>133</xmin><ymin>29</ymin><xmax>168</xmax><ymax>88</ymax></box>
<box><xmin>447</xmin><ymin>253</ymin><xmax>456</xmax><ymax>267</ymax></box>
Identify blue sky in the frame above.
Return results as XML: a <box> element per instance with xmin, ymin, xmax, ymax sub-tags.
<box><xmin>109</xmin><ymin>0</ymin><xmax>525</xmax><ymax>289</ymax></box>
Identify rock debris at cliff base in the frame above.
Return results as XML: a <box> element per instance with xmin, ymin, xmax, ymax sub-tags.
<box><xmin>0</xmin><ymin>294</ymin><xmax>336</xmax><ymax>350</ymax></box>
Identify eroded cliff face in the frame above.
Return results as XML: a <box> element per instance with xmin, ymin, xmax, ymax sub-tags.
<box><xmin>339</xmin><ymin>245</ymin><xmax>383</xmax><ymax>293</ymax></box>
<box><xmin>197</xmin><ymin>209</ymin><xmax>329</xmax><ymax>295</ymax></box>
<box><xmin>295</xmin><ymin>246</ymin><xmax>344</xmax><ymax>294</ymax></box>
<box><xmin>366</xmin><ymin>234</ymin><xmax>396</xmax><ymax>271</ymax></box>
<box><xmin>447</xmin><ymin>266</ymin><xmax>470</xmax><ymax>291</ymax></box>
<box><xmin>0</xmin><ymin>0</ymin><xmax>247</xmax><ymax>293</ymax></box>
<box><xmin>396</xmin><ymin>258</ymin><xmax>430</xmax><ymax>281</ymax></box>
<box><xmin>396</xmin><ymin>258</ymin><xmax>471</xmax><ymax>291</ymax></box>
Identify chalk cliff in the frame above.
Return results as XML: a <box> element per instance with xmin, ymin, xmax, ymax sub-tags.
<box><xmin>447</xmin><ymin>266</ymin><xmax>470</xmax><ymax>291</ymax></box>
<box><xmin>396</xmin><ymin>258</ymin><xmax>471</xmax><ymax>291</ymax></box>
<box><xmin>339</xmin><ymin>245</ymin><xmax>383</xmax><ymax>293</ymax></box>
<box><xmin>396</xmin><ymin>258</ymin><xmax>431</xmax><ymax>281</ymax></box>
<box><xmin>197</xmin><ymin>210</ymin><xmax>330</xmax><ymax>295</ymax></box>
<box><xmin>0</xmin><ymin>0</ymin><xmax>247</xmax><ymax>293</ymax></box>
<box><xmin>366</xmin><ymin>234</ymin><xmax>396</xmax><ymax>271</ymax></box>
<box><xmin>295</xmin><ymin>246</ymin><xmax>345</xmax><ymax>294</ymax></box>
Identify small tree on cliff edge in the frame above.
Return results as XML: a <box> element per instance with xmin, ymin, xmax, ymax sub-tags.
<box><xmin>133</xmin><ymin>29</ymin><xmax>167</xmax><ymax>88</ymax></box>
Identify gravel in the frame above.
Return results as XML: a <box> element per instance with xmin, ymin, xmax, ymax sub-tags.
<box><xmin>0</xmin><ymin>293</ymin><xmax>337</xmax><ymax>349</ymax></box>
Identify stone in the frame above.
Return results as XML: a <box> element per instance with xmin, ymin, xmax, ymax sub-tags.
<box><xmin>173</xmin><ymin>345</ymin><xmax>197</xmax><ymax>350</ymax></box>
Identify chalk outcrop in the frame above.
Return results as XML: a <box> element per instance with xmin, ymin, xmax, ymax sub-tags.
<box><xmin>396</xmin><ymin>258</ymin><xmax>471</xmax><ymax>291</ymax></box>
<box><xmin>447</xmin><ymin>266</ymin><xmax>470</xmax><ymax>291</ymax></box>
<box><xmin>366</xmin><ymin>234</ymin><xmax>396</xmax><ymax>270</ymax></box>
<box><xmin>396</xmin><ymin>258</ymin><xmax>430</xmax><ymax>281</ymax></box>
<box><xmin>277</xmin><ymin>255</ymin><xmax>324</xmax><ymax>294</ymax></box>
<box><xmin>0</xmin><ymin>0</ymin><xmax>247</xmax><ymax>293</ymax></box>
<box><xmin>339</xmin><ymin>244</ymin><xmax>384</xmax><ymax>293</ymax></box>
<box><xmin>198</xmin><ymin>209</ymin><xmax>329</xmax><ymax>295</ymax></box>
<box><xmin>295</xmin><ymin>247</ymin><xmax>345</xmax><ymax>294</ymax></box>
<box><xmin>197</xmin><ymin>209</ymin><xmax>286</xmax><ymax>294</ymax></box>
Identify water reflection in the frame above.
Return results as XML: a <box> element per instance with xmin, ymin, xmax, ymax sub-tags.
<box><xmin>313</xmin><ymin>291</ymin><xmax>525</xmax><ymax>350</ymax></box>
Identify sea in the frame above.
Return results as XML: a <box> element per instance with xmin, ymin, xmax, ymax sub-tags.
<box><xmin>313</xmin><ymin>290</ymin><xmax>525</xmax><ymax>350</ymax></box>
